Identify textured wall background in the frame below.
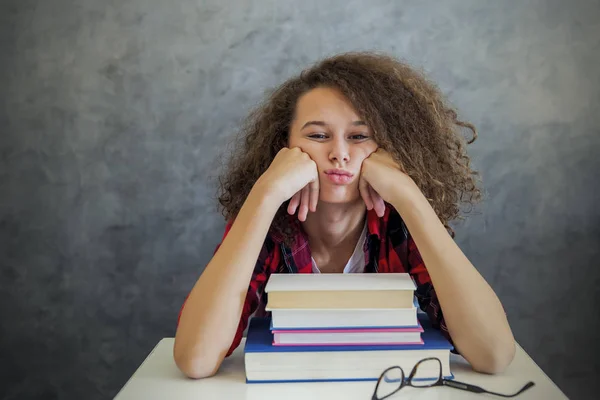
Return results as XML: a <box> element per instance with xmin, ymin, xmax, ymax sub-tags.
<box><xmin>1</xmin><ymin>0</ymin><xmax>599</xmax><ymax>399</ymax></box>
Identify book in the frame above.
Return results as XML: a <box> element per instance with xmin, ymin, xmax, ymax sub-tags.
<box><xmin>272</xmin><ymin>323</ymin><xmax>424</xmax><ymax>346</ymax></box>
<box><xmin>264</xmin><ymin>273</ymin><xmax>416</xmax><ymax>309</ymax></box>
<box><xmin>267</xmin><ymin>299</ymin><xmax>421</xmax><ymax>330</ymax></box>
<box><xmin>244</xmin><ymin>314</ymin><xmax>453</xmax><ymax>383</ymax></box>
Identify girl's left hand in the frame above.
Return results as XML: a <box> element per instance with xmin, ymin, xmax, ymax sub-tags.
<box><xmin>359</xmin><ymin>148</ymin><xmax>421</xmax><ymax>217</ymax></box>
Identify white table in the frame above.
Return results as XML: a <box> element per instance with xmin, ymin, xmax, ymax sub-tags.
<box><xmin>114</xmin><ymin>338</ymin><xmax>568</xmax><ymax>400</ymax></box>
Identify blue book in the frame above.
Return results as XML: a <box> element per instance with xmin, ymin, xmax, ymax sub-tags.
<box><xmin>244</xmin><ymin>313</ymin><xmax>454</xmax><ymax>383</ymax></box>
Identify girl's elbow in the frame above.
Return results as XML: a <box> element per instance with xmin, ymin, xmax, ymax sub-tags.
<box><xmin>173</xmin><ymin>343</ymin><xmax>223</xmax><ymax>379</ymax></box>
<box><xmin>473</xmin><ymin>340</ymin><xmax>516</xmax><ymax>374</ymax></box>
<box><xmin>175</xmin><ymin>353</ymin><xmax>222</xmax><ymax>379</ymax></box>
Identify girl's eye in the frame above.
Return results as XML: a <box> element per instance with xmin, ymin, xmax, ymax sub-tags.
<box><xmin>307</xmin><ymin>133</ymin><xmax>370</xmax><ymax>140</ymax></box>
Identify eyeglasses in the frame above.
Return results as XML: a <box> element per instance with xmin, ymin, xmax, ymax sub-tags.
<box><xmin>372</xmin><ymin>357</ymin><xmax>535</xmax><ymax>400</ymax></box>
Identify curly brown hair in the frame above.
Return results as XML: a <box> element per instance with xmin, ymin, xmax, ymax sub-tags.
<box><xmin>217</xmin><ymin>51</ymin><xmax>481</xmax><ymax>243</ymax></box>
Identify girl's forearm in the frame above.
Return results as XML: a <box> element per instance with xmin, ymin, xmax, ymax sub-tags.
<box><xmin>174</xmin><ymin>184</ymin><xmax>281</xmax><ymax>378</ymax></box>
<box><xmin>393</xmin><ymin>190</ymin><xmax>516</xmax><ymax>373</ymax></box>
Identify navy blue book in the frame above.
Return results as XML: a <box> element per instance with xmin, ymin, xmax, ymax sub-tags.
<box><xmin>244</xmin><ymin>313</ymin><xmax>454</xmax><ymax>383</ymax></box>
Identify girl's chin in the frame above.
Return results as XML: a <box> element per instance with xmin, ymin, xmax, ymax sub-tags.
<box><xmin>318</xmin><ymin>191</ymin><xmax>361</xmax><ymax>204</ymax></box>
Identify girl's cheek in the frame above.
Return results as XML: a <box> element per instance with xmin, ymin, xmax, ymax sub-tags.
<box><xmin>355</xmin><ymin>144</ymin><xmax>378</xmax><ymax>160</ymax></box>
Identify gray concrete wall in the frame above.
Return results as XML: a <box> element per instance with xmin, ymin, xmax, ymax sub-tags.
<box><xmin>1</xmin><ymin>0</ymin><xmax>598</xmax><ymax>399</ymax></box>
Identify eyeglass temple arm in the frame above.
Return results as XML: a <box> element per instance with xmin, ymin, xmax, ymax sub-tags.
<box><xmin>442</xmin><ymin>379</ymin><xmax>486</xmax><ymax>393</ymax></box>
<box><xmin>443</xmin><ymin>379</ymin><xmax>535</xmax><ymax>398</ymax></box>
<box><xmin>485</xmin><ymin>381</ymin><xmax>536</xmax><ymax>398</ymax></box>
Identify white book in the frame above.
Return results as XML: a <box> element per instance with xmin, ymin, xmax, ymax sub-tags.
<box><xmin>265</xmin><ymin>273</ymin><xmax>416</xmax><ymax>309</ymax></box>
<box><xmin>265</xmin><ymin>272</ymin><xmax>416</xmax><ymax>292</ymax></box>
<box><xmin>272</xmin><ymin>328</ymin><xmax>424</xmax><ymax>346</ymax></box>
<box><xmin>267</xmin><ymin>307</ymin><xmax>420</xmax><ymax>330</ymax></box>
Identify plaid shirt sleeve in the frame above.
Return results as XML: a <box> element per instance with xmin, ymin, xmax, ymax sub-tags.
<box><xmin>407</xmin><ymin>234</ymin><xmax>457</xmax><ymax>352</ymax></box>
<box><xmin>224</xmin><ymin>229</ymin><xmax>276</xmax><ymax>357</ymax></box>
<box><xmin>176</xmin><ymin>221</ymin><xmax>276</xmax><ymax>358</ymax></box>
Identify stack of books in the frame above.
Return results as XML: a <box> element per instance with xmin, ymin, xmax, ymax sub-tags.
<box><xmin>243</xmin><ymin>273</ymin><xmax>454</xmax><ymax>383</ymax></box>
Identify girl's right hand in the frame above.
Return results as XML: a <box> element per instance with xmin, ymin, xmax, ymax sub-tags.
<box><xmin>256</xmin><ymin>147</ymin><xmax>319</xmax><ymax>221</ymax></box>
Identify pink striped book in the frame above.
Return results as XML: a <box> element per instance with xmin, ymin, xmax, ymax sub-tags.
<box><xmin>272</xmin><ymin>324</ymin><xmax>424</xmax><ymax>346</ymax></box>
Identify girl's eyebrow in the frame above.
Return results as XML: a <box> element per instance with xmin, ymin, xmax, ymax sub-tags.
<box><xmin>301</xmin><ymin>120</ymin><xmax>367</xmax><ymax>129</ymax></box>
<box><xmin>301</xmin><ymin>120</ymin><xmax>327</xmax><ymax>130</ymax></box>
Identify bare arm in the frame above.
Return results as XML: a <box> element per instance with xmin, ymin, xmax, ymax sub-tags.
<box><xmin>360</xmin><ymin>148</ymin><xmax>515</xmax><ymax>374</ymax></box>
<box><xmin>173</xmin><ymin>184</ymin><xmax>280</xmax><ymax>378</ymax></box>
<box><xmin>394</xmin><ymin>190</ymin><xmax>516</xmax><ymax>374</ymax></box>
<box><xmin>173</xmin><ymin>147</ymin><xmax>319</xmax><ymax>379</ymax></box>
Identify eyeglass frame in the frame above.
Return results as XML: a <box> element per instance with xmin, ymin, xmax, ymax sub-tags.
<box><xmin>372</xmin><ymin>357</ymin><xmax>535</xmax><ymax>400</ymax></box>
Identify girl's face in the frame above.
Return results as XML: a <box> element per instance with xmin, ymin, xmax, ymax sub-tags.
<box><xmin>288</xmin><ymin>87</ymin><xmax>379</xmax><ymax>205</ymax></box>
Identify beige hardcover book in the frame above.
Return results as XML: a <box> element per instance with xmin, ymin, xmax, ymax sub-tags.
<box><xmin>265</xmin><ymin>273</ymin><xmax>416</xmax><ymax>309</ymax></box>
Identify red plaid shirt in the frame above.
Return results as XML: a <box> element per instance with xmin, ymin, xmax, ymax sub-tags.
<box><xmin>178</xmin><ymin>203</ymin><xmax>453</xmax><ymax>357</ymax></box>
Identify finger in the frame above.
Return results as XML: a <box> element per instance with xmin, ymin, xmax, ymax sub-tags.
<box><xmin>298</xmin><ymin>186</ymin><xmax>310</xmax><ymax>221</ymax></box>
<box><xmin>359</xmin><ymin>177</ymin><xmax>374</xmax><ymax>210</ymax></box>
<box><xmin>369</xmin><ymin>185</ymin><xmax>386</xmax><ymax>217</ymax></box>
<box><xmin>287</xmin><ymin>191</ymin><xmax>301</xmax><ymax>215</ymax></box>
<box><xmin>309</xmin><ymin>178</ymin><xmax>319</xmax><ymax>212</ymax></box>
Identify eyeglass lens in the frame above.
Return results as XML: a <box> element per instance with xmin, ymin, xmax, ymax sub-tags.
<box><xmin>375</xmin><ymin>367</ymin><xmax>404</xmax><ymax>400</ymax></box>
<box><xmin>409</xmin><ymin>358</ymin><xmax>442</xmax><ymax>387</ymax></box>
